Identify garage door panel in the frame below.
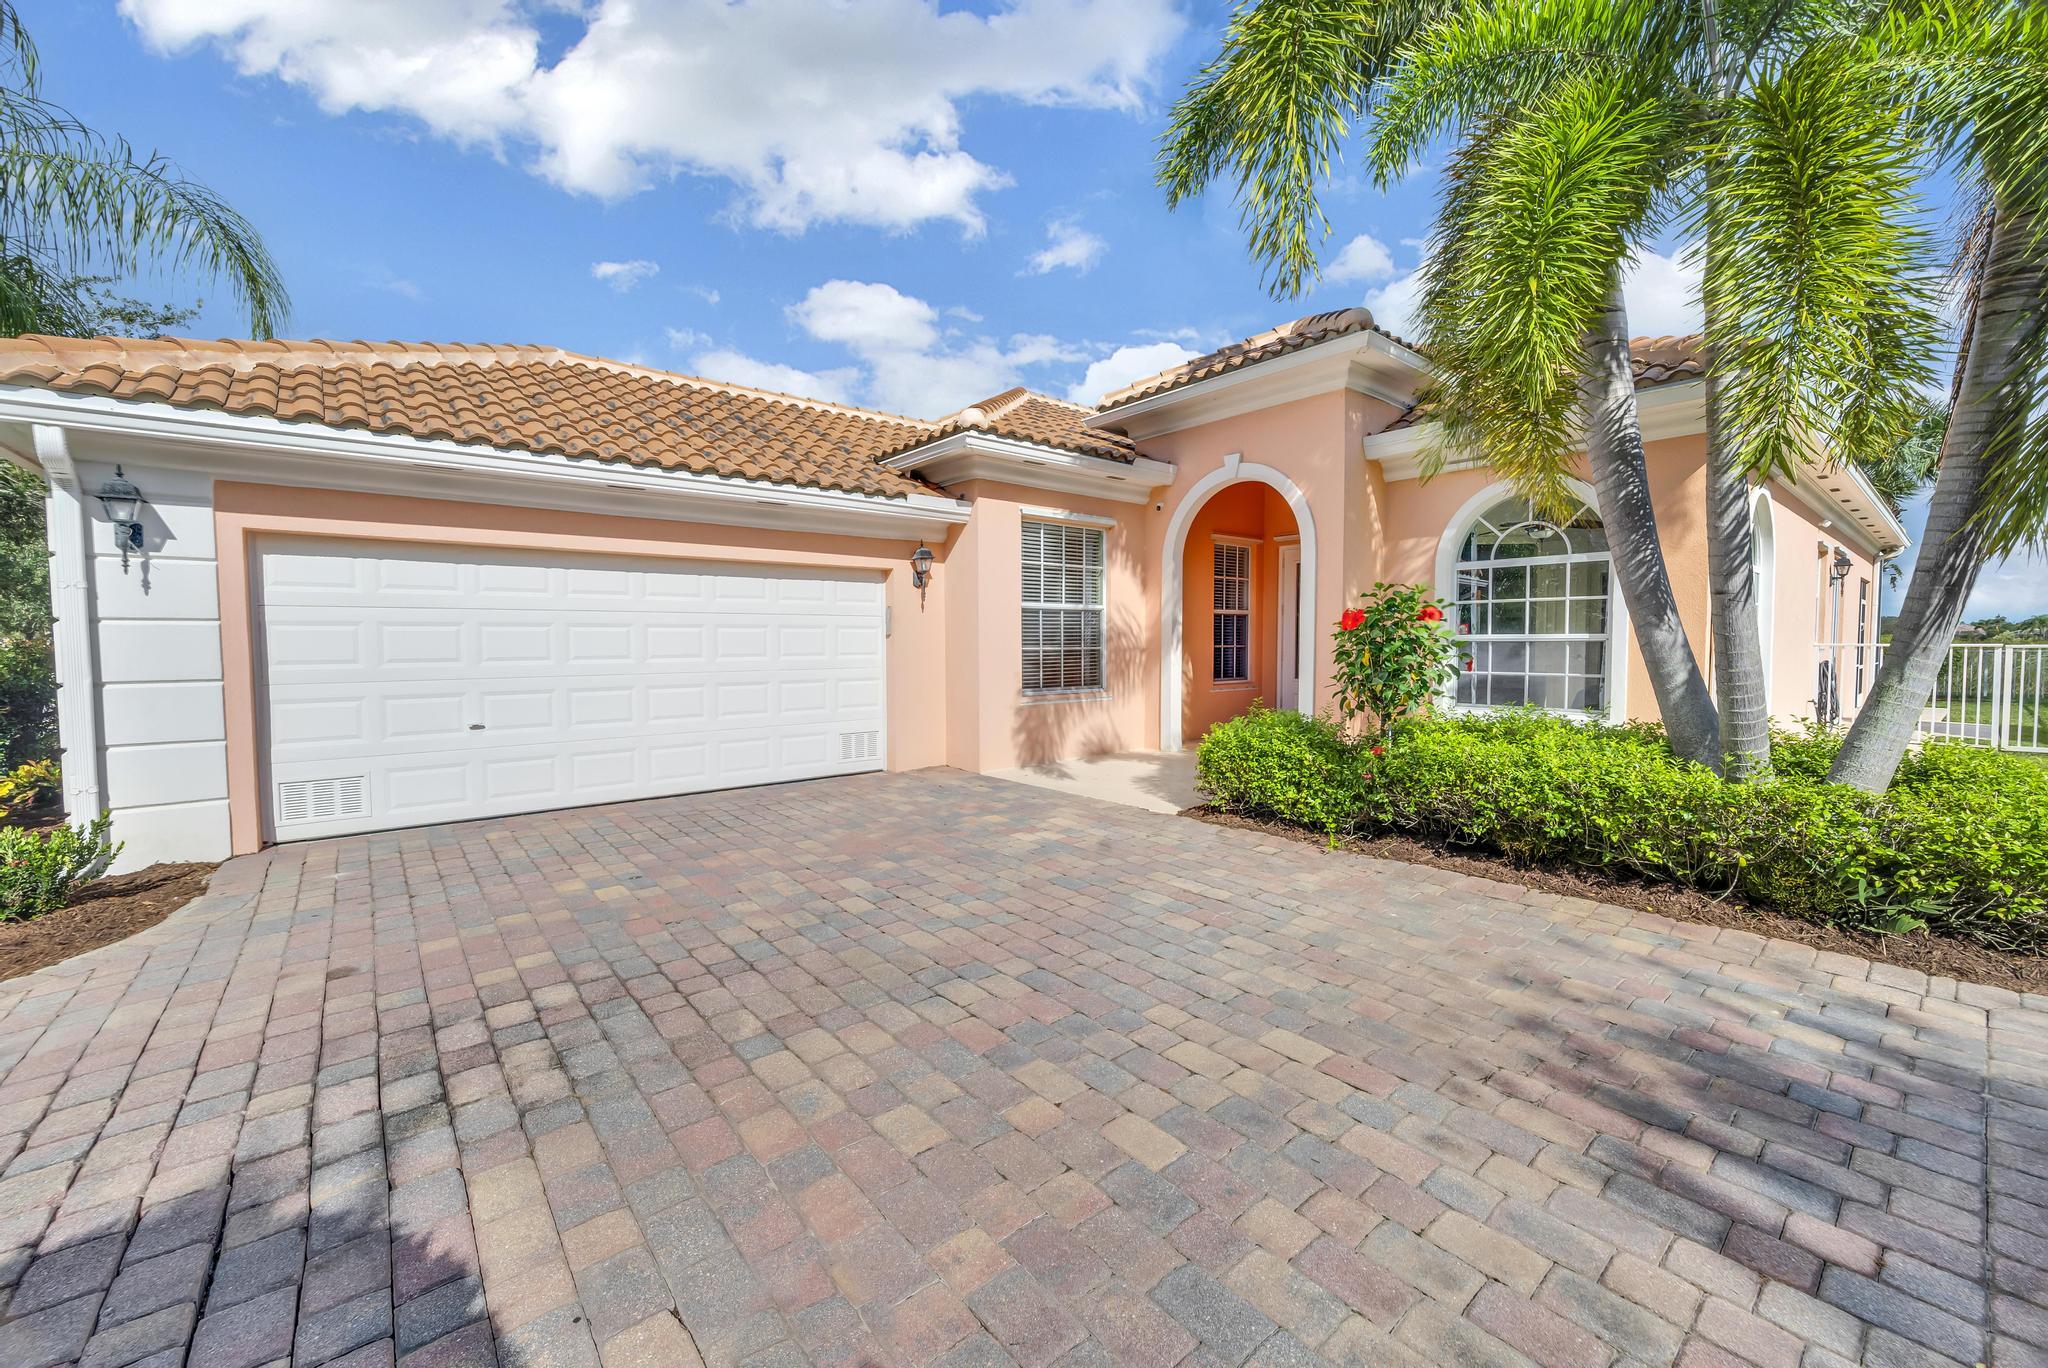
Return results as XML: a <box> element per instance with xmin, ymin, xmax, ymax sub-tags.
<box><xmin>259</xmin><ymin>540</ymin><xmax>886</xmax><ymax>841</ymax></box>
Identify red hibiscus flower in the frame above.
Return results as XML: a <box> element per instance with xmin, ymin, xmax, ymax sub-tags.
<box><xmin>1418</xmin><ymin>605</ymin><xmax>1445</xmax><ymax>622</ymax></box>
<box><xmin>1338</xmin><ymin>608</ymin><xmax>1367</xmax><ymax>632</ymax></box>
<box><xmin>1371</xmin><ymin>745</ymin><xmax>1385</xmax><ymax>757</ymax></box>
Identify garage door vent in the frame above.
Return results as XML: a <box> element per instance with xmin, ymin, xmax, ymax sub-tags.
<box><xmin>839</xmin><ymin>729</ymin><xmax>881</xmax><ymax>763</ymax></box>
<box><xmin>277</xmin><ymin>776</ymin><xmax>369</xmax><ymax>825</ymax></box>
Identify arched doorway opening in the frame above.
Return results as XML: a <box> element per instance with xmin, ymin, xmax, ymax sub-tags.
<box><xmin>1159</xmin><ymin>458</ymin><xmax>1317</xmax><ymax>750</ymax></box>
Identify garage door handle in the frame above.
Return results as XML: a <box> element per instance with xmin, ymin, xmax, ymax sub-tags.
<box><xmin>467</xmin><ymin>723</ymin><xmax>485</xmax><ymax>731</ymax></box>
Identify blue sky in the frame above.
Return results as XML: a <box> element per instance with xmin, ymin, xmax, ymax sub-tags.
<box><xmin>23</xmin><ymin>1</ymin><xmax>2044</xmax><ymax>619</ymax></box>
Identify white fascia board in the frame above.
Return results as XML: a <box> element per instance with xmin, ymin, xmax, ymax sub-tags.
<box><xmin>1087</xmin><ymin>330</ymin><xmax>1428</xmax><ymax>439</ymax></box>
<box><xmin>881</xmin><ymin>430</ymin><xmax>1174</xmax><ymax>503</ymax></box>
<box><xmin>0</xmin><ymin>386</ymin><xmax>971</xmax><ymax>538</ymax></box>
<box><xmin>1785</xmin><ymin>451</ymin><xmax>1907</xmax><ymax>556</ymax></box>
<box><xmin>1362</xmin><ymin>377</ymin><xmax>1907</xmax><ymax>554</ymax></box>
<box><xmin>1366</xmin><ymin>380</ymin><xmax>1710</xmax><ymax>479</ymax></box>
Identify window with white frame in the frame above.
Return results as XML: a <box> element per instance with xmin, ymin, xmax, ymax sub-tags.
<box><xmin>1212</xmin><ymin>541</ymin><xmax>1251</xmax><ymax>683</ymax></box>
<box><xmin>1452</xmin><ymin>493</ymin><xmax>1611</xmax><ymax>712</ymax></box>
<box><xmin>1021</xmin><ymin>519</ymin><xmax>1104</xmax><ymax>693</ymax></box>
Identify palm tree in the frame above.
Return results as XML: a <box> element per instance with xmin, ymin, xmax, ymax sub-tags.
<box><xmin>0</xmin><ymin>3</ymin><xmax>287</xmax><ymax>338</ymax></box>
<box><xmin>1826</xmin><ymin>2</ymin><xmax>2048</xmax><ymax>790</ymax></box>
<box><xmin>1159</xmin><ymin>0</ymin><xmax>1936</xmax><ymax>777</ymax></box>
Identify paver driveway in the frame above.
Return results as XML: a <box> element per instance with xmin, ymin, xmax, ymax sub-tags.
<box><xmin>0</xmin><ymin>771</ymin><xmax>2038</xmax><ymax>1368</ymax></box>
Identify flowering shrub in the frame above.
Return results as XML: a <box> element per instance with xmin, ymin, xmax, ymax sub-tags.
<box><xmin>0</xmin><ymin>814</ymin><xmax>119</xmax><ymax>921</ymax></box>
<box><xmin>1331</xmin><ymin>582</ymin><xmax>1460</xmax><ymax>735</ymax></box>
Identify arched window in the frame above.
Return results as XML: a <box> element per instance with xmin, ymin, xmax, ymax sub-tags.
<box><xmin>1451</xmin><ymin>491</ymin><xmax>1612</xmax><ymax>712</ymax></box>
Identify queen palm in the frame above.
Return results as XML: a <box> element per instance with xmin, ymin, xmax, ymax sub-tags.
<box><xmin>1160</xmin><ymin>0</ymin><xmax>1936</xmax><ymax>778</ymax></box>
<box><xmin>0</xmin><ymin>2</ymin><xmax>286</xmax><ymax>337</ymax></box>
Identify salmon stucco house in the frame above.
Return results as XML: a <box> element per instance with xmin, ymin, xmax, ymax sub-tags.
<box><xmin>0</xmin><ymin>310</ymin><xmax>1904</xmax><ymax>871</ymax></box>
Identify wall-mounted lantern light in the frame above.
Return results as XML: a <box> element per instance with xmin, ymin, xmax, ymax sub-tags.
<box><xmin>95</xmin><ymin>466</ymin><xmax>146</xmax><ymax>568</ymax></box>
<box><xmin>1828</xmin><ymin>546</ymin><xmax>1852</xmax><ymax>586</ymax></box>
<box><xmin>910</xmin><ymin>542</ymin><xmax>934</xmax><ymax>599</ymax></box>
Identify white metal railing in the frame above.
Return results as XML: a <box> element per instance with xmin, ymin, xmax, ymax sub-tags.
<box><xmin>1814</xmin><ymin>640</ymin><xmax>2048</xmax><ymax>753</ymax></box>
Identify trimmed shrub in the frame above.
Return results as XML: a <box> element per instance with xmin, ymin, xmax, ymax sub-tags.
<box><xmin>0</xmin><ymin>814</ymin><xmax>119</xmax><ymax>922</ymax></box>
<box><xmin>1196</xmin><ymin>707</ymin><xmax>2048</xmax><ymax>950</ymax></box>
<box><xmin>1196</xmin><ymin>705</ymin><xmax>1371</xmax><ymax>838</ymax></box>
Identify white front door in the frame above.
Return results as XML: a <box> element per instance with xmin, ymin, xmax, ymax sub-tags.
<box><xmin>1277</xmin><ymin>543</ymin><xmax>1301</xmax><ymax>712</ymax></box>
<box><xmin>256</xmin><ymin>538</ymin><xmax>887</xmax><ymax>841</ymax></box>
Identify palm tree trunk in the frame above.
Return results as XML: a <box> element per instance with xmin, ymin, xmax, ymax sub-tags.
<box><xmin>1582</xmin><ymin>275</ymin><xmax>1722</xmax><ymax>769</ymax></box>
<box><xmin>1698</xmin><ymin>0</ymin><xmax>1773</xmax><ymax>781</ymax></box>
<box><xmin>1702</xmin><ymin>354</ymin><xmax>1774</xmax><ymax>780</ymax></box>
<box><xmin>1828</xmin><ymin>200</ymin><xmax>2043</xmax><ymax>791</ymax></box>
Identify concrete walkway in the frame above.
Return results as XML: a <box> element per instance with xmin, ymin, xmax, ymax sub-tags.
<box><xmin>988</xmin><ymin>749</ymin><xmax>1202</xmax><ymax>815</ymax></box>
<box><xmin>0</xmin><ymin>770</ymin><xmax>2037</xmax><ymax>1367</ymax></box>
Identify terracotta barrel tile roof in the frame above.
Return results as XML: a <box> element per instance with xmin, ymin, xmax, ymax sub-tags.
<box><xmin>0</xmin><ymin>335</ymin><xmax>941</xmax><ymax>500</ymax></box>
<box><xmin>1381</xmin><ymin>334</ymin><xmax>1707</xmax><ymax>431</ymax></box>
<box><xmin>1095</xmin><ymin>307</ymin><xmax>1407</xmax><ymax>410</ymax></box>
<box><xmin>875</xmin><ymin>386</ymin><xmax>1139</xmax><ymax>464</ymax></box>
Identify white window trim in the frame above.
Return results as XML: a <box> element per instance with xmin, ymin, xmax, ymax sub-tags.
<box><xmin>1017</xmin><ymin>504</ymin><xmax>1118</xmax><ymax>530</ymax></box>
<box><xmin>1433</xmin><ymin>478</ymin><xmax>1631</xmax><ymax>724</ymax></box>
<box><xmin>1020</xmin><ymin>517</ymin><xmax>1107</xmax><ymax>697</ymax></box>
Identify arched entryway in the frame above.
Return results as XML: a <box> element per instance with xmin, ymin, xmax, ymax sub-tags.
<box><xmin>1159</xmin><ymin>456</ymin><xmax>1318</xmax><ymax>750</ymax></box>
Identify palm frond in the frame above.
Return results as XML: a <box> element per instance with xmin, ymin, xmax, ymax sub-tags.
<box><xmin>1419</xmin><ymin>76</ymin><xmax>1684</xmax><ymax>514</ymax></box>
<box><xmin>1157</xmin><ymin>0</ymin><xmax>1436</xmax><ymax>297</ymax></box>
<box><xmin>1368</xmin><ymin>0</ymin><xmax>1695</xmax><ymax>182</ymax></box>
<box><xmin>1703</xmin><ymin>49</ymin><xmax>1939</xmax><ymax>482</ymax></box>
<box><xmin>0</xmin><ymin>94</ymin><xmax>287</xmax><ymax>337</ymax></box>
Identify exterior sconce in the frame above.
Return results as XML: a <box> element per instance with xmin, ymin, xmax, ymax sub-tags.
<box><xmin>910</xmin><ymin>543</ymin><xmax>934</xmax><ymax>600</ymax></box>
<box><xmin>95</xmin><ymin>466</ymin><xmax>146</xmax><ymax>568</ymax></box>
<box><xmin>1828</xmin><ymin>547</ymin><xmax>1852</xmax><ymax>586</ymax></box>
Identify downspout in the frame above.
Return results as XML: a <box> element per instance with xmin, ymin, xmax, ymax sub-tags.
<box><xmin>34</xmin><ymin>423</ymin><xmax>104</xmax><ymax>821</ymax></box>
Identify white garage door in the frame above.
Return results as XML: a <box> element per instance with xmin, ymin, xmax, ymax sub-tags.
<box><xmin>257</xmin><ymin>538</ymin><xmax>887</xmax><ymax>841</ymax></box>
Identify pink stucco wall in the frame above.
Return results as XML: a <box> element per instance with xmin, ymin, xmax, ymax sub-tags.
<box><xmin>1763</xmin><ymin>481</ymin><xmax>1881</xmax><ymax>724</ymax></box>
<box><xmin>939</xmin><ymin>479</ymin><xmax>1159</xmax><ymax>771</ymax></box>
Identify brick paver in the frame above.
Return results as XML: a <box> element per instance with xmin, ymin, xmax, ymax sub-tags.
<box><xmin>0</xmin><ymin>769</ymin><xmax>2035</xmax><ymax>1366</ymax></box>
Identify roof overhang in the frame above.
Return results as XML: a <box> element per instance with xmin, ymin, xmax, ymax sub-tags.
<box><xmin>1087</xmin><ymin>329</ymin><xmax>1431</xmax><ymax>440</ymax></box>
<box><xmin>880</xmin><ymin>429</ymin><xmax>1175</xmax><ymax>503</ymax></box>
<box><xmin>1361</xmin><ymin>378</ymin><xmax>1908</xmax><ymax>556</ymax></box>
<box><xmin>0</xmin><ymin>386</ymin><xmax>972</xmax><ymax>540</ymax></box>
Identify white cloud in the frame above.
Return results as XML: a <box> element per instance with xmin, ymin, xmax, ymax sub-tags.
<box><xmin>683</xmin><ymin>278</ymin><xmax>1164</xmax><ymax>417</ymax></box>
<box><xmin>780</xmin><ymin>279</ymin><xmax>1090</xmax><ymax>415</ymax></box>
<box><xmin>1324</xmin><ymin>233</ymin><xmax>1396</xmax><ymax>284</ymax></box>
<box><xmin>1364</xmin><ymin>269</ymin><xmax>1427</xmax><ymax>340</ymax></box>
<box><xmin>591</xmin><ymin>258</ymin><xmax>659</xmax><ymax>292</ymax></box>
<box><xmin>360</xmin><ymin>263</ymin><xmax>422</xmax><ymax>300</ymax></box>
<box><xmin>1064</xmin><ymin>341</ymin><xmax>1200</xmax><ymax>405</ymax></box>
<box><xmin>1359</xmin><ymin>241</ymin><xmax>1704</xmax><ymax>341</ymax></box>
<box><xmin>788</xmin><ymin>280</ymin><xmax>939</xmax><ymax>355</ymax></box>
<box><xmin>1024</xmin><ymin>217</ymin><xmax>1105</xmax><ymax>275</ymax></box>
<box><xmin>1622</xmin><ymin>244</ymin><xmax>1704</xmax><ymax>338</ymax></box>
<box><xmin>664</xmin><ymin>326</ymin><xmax>711</xmax><ymax>351</ymax></box>
<box><xmin>687</xmin><ymin>348</ymin><xmax>861</xmax><ymax>405</ymax></box>
<box><xmin>1965</xmin><ymin>554</ymin><xmax>2048</xmax><ymax>619</ymax></box>
<box><xmin>685</xmin><ymin>284</ymin><xmax>721</xmax><ymax>306</ymax></box>
<box><xmin>121</xmin><ymin>0</ymin><xmax>1183</xmax><ymax>233</ymax></box>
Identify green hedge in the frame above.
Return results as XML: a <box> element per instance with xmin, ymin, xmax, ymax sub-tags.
<box><xmin>1196</xmin><ymin>707</ymin><xmax>2048</xmax><ymax>950</ymax></box>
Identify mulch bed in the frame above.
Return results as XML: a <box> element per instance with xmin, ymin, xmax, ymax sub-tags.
<box><xmin>1186</xmin><ymin>807</ymin><xmax>2048</xmax><ymax>996</ymax></box>
<box><xmin>0</xmin><ymin>862</ymin><xmax>219</xmax><ymax>983</ymax></box>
